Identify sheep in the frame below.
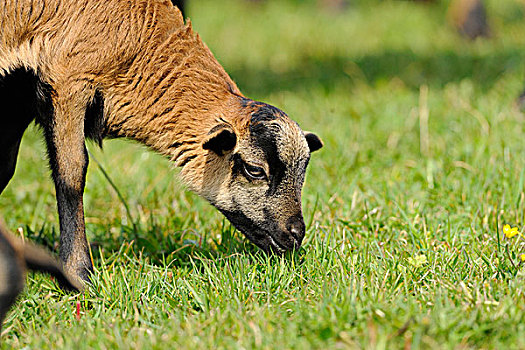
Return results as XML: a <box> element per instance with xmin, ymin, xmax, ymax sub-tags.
<box><xmin>0</xmin><ymin>0</ymin><xmax>323</xmax><ymax>283</ymax></box>
<box><xmin>0</xmin><ymin>221</ymin><xmax>82</xmax><ymax>333</ymax></box>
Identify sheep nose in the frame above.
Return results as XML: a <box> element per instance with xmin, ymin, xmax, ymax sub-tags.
<box><xmin>286</xmin><ymin>214</ymin><xmax>305</xmax><ymax>246</ymax></box>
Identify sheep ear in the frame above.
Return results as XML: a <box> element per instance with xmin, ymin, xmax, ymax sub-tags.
<box><xmin>305</xmin><ymin>132</ymin><xmax>323</xmax><ymax>153</ymax></box>
<box><xmin>203</xmin><ymin>125</ymin><xmax>237</xmax><ymax>155</ymax></box>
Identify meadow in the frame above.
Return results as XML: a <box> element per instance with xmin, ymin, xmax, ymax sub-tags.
<box><xmin>1</xmin><ymin>0</ymin><xmax>525</xmax><ymax>348</ymax></box>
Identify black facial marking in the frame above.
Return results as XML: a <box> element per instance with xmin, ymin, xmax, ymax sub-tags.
<box><xmin>262</xmin><ymin>208</ymin><xmax>298</xmax><ymax>250</ymax></box>
<box><xmin>218</xmin><ymin>208</ymin><xmax>268</xmax><ymax>249</ymax></box>
<box><xmin>238</xmin><ymin>96</ymin><xmax>287</xmax><ymax>122</ymax></box>
<box><xmin>250</xmin><ymin>103</ymin><xmax>285</xmax><ymax>124</ymax></box>
<box><xmin>249</xmin><ymin>121</ymin><xmax>286</xmax><ymax>196</ymax></box>
<box><xmin>218</xmin><ymin>207</ymin><xmax>296</xmax><ymax>253</ymax></box>
<box><xmin>230</xmin><ymin>153</ymin><xmax>245</xmax><ymax>179</ymax></box>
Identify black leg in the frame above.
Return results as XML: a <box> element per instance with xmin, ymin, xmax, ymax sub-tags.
<box><xmin>43</xmin><ymin>85</ymin><xmax>93</xmax><ymax>282</ymax></box>
<box><xmin>0</xmin><ymin>69</ymin><xmax>37</xmax><ymax>194</ymax></box>
<box><xmin>0</xmin><ymin>139</ymin><xmax>23</xmax><ymax>194</ymax></box>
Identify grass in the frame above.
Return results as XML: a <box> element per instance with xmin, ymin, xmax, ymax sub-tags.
<box><xmin>1</xmin><ymin>0</ymin><xmax>525</xmax><ymax>348</ymax></box>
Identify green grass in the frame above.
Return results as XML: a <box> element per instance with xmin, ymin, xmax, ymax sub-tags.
<box><xmin>1</xmin><ymin>0</ymin><xmax>525</xmax><ymax>348</ymax></box>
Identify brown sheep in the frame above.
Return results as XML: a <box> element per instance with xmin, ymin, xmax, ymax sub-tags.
<box><xmin>0</xmin><ymin>221</ymin><xmax>82</xmax><ymax>333</ymax></box>
<box><xmin>0</xmin><ymin>0</ymin><xmax>323</xmax><ymax>283</ymax></box>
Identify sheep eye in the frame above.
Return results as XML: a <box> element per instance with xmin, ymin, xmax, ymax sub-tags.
<box><xmin>242</xmin><ymin>163</ymin><xmax>266</xmax><ymax>180</ymax></box>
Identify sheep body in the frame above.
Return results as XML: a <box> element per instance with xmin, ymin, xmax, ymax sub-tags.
<box><xmin>0</xmin><ymin>0</ymin><xmax>322</xmax><ymax>282</ymax></box>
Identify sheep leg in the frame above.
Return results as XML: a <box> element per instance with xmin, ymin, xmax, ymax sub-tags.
<box><xmin>0</xmin><ymin>140</ymin><xmax>23</xmax><ymax>194</ymax></box>
<box><xmin>0</xmin><ymin>70</ymin><xmax>36</xmax><ymax>193</ymax></box>
<box><xmin>43</xmin><ymin>84</ymin><xmax>93</xmax><ymax>283</ymax></box>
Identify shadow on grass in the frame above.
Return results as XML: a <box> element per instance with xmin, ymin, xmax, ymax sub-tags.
<box><xmin>23</xmin><ymin>219</ymin><xmax>306</xmax><ymax>268</ymax></box>
<box><xmin>229</xmin><ymin>48</ymin><xmax>525</xmax><ymax>97</ymax></box>
<box><xmin>89</xmin><ymin>221</ymin><xmax>259</xmax><ymax>267</ymax></box>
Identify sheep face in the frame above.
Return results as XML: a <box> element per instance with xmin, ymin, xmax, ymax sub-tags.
<box><xmin>195</xmin><ymin>99</ymin><xmax>323</xmax><ymax>253</ymax></box>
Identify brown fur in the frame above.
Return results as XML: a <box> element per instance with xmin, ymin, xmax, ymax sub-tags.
<box><xmin>0</xmin><ymin>221</ymin><xmax>82</xmax><ymax>333</ymax></box>
<box><xmin>0</xmin><ymin>0</ymin><xmax>322</xmax><ymax>282</ymax></box>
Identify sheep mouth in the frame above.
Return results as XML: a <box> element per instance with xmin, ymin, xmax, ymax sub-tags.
<box><xmin>217</xmin><ymin>208</ymin><xmax>297</xmax><ymax>254</ymax></box>
<box><xmin>240</xmin><ymin>227</ymin><xmax>294</xmax><ymax>254</ymax></box>
<box><xmin>265</xmin><ymin>233</ymin><xmax>301</xmax><ymax>254</ymax></box>
<box><xmin>246</xmin><ymin>228</ymin><xmax>302</xmax><ymax>255</ymax></box>
<box><xmin>266</xmin><ymin>234</ymin><xmax>287</xmax><ymax>254</ymax></box>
